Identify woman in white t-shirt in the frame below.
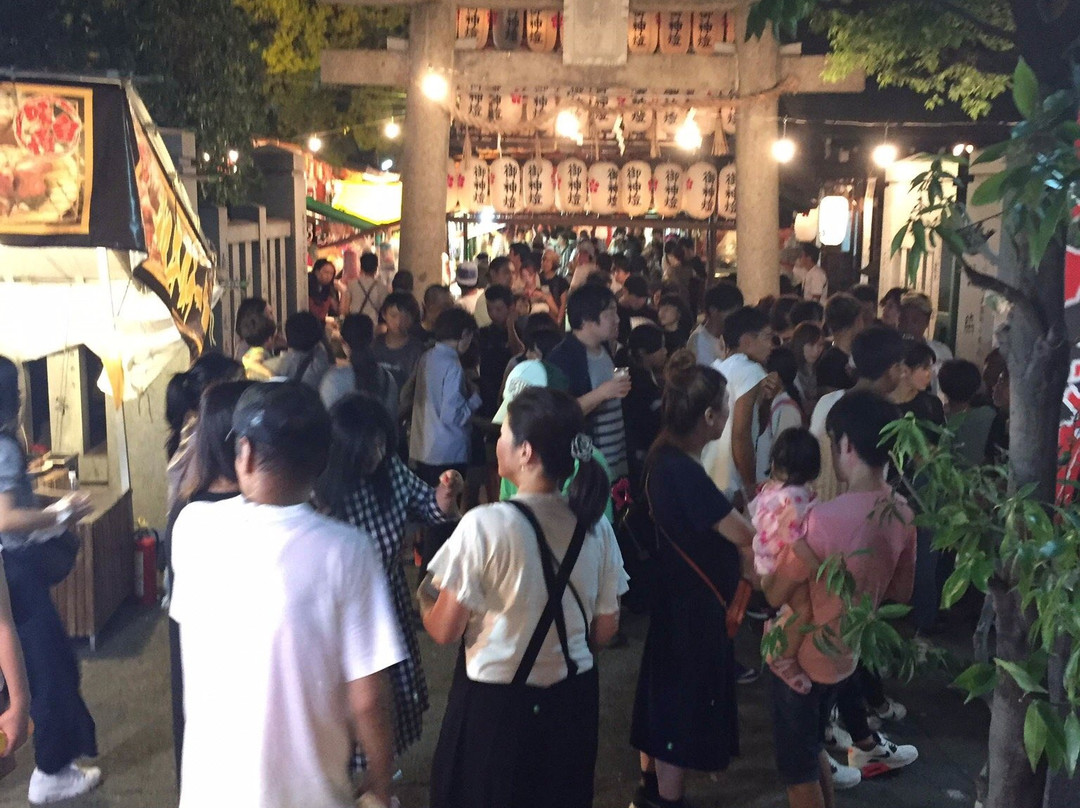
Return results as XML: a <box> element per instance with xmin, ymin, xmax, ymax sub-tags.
<box><xmin>421</xmin><ymin>387</ymin><xmax>628</xmax><ymax>808</ymax></box>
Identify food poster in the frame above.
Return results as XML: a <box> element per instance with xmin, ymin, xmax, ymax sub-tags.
<box><xmin>128</xmin><ymin>98</ymin><xmax>215</xmax><ymax>355</ymax></box>
<box><xmin>0</xmin><ymin>84</ymin><xmax>93</xmax><ymax>234</ymax></box>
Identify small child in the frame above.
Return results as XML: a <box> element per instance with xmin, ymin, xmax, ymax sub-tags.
<box><xmin>750</xmin><ymin>427</ymin><xmax>821</xmax><ymax>694</ymax></box>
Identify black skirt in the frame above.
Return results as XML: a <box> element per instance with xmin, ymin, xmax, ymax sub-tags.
<box><xmin>431</xmin><ymin>649</ymin><xmax>600</xmax><ymax>808</ymax></box>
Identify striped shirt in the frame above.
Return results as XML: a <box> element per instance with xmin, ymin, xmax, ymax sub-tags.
<box><xmin>586</xmin><ymin>350</ymin><xmax>628</xmax><ymax>478</ymax></box>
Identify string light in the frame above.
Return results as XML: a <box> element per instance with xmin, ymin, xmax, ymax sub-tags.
<box><xmin>772</xmin><ymin>116</ymin><xmax>795</xmax><ymax>163</ymax></box>
<box><xmin>421</xmin><ymin>71</ymin><xmax>449</xmax><ymax>102</ymax></box>
<box><xmin>307</xmin><ymin>135</ymin><xmax>323</xmax><ymax>152</ymax></box>
<box><xmin>384</xmin><ymin>119</ymin><xmax>401</xmax><ymax>139</ymax></box>
<box><xmin>675</xmin><ymin>109</ymin><xmax>703</xmax><ymax>152</ymax></box>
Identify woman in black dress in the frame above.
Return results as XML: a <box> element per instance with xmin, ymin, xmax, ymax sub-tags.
<box><xmin>631</xmin><ymin>350</ymin><xmax>756</xmax><ymax>808</ymax></box>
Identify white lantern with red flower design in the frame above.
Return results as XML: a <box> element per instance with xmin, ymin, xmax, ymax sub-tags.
<box><xmin>522</xmin><ymin>157</ymin><xmax>555</xmax><ymax>212</ymax></box>
<box><xmin>485</xmin><ymin>88</ymin><xmax>523</xmax><ymax>126</ymax></box>
<box><xmin>654</xmin><ymin>162</ymin><xmax>684</xmax><ymax>217</ymax></box>
<box><xmin>587</xmin><ymin>162</ymin><xmax>620</xmax><ymax>215</ymax></box>
<box><xmin>465</xmin><ymin>156</ymin><xmax>491</xmax><ymax>212</ymax></box>
<box><xmin>618</xmin><ymin>160</ymin><xmax>653</xmax><ymax>217</ymax></box>
<box><xmin>446</xmin><ymin>159</ymin><xmax>468</xmax><ymax>213</ymax></box>
<box><xmin>456</xmin><ymin>9</ymin><xmax>490</xmax><ymax>48</ymax></box>
<box><xmin>490</xmin><ymin>157</ymin><xmax>523</xmax><ymax>213</ymax></box>
<box><xmin>717</xmin><ymin>162</ymin><xmax>737</xmax><ymax>219</ymax></box>
<box><xmin>556</xmin><ymin>158</ymin><xmax>588</xmax><ymax>213</ymax></box>
<box><xmin>682</xmin><ymin>161</ymin><xmax>718</xmax><ymax>219</ymax></box>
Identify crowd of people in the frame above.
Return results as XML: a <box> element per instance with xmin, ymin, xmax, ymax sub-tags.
<box><xmin>0</xmin><ymin>225</ymin><xmax>1013</xmax><ymax>808</ymax></box>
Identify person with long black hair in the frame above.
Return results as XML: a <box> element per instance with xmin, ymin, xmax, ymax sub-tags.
<box><xmin>315</xmin><ymin>394</ymin><xmax>460</xmax><ymax>771</ymax></box>
<box><xmin>166</xmin><ymin>380</ymin><xmax>253</xmax><ymax>787</ymax></box>
<box><xmin>630</xmin><ymin>350</ymin><xmax>755</xmax><ymax>808</ymax></box>
<box><xmin>319</xmin><ymin>314</ymin><xmax>398</xmax><ymax>416</ymax></box>
<box><xmin>0</xmin><ymin>355</ymin><xmax>99</xmax><ymax>803</ymax></box>
<box><xmin>421</xmin><ymin>387</ymin><xmax>628</xmax><ymax>808</ymax></box>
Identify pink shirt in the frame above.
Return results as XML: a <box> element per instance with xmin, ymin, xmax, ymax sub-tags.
<box><xmin>774</xmin><ymin>487</ymin><xmax>916</xmax><ymax>684</ymax></box>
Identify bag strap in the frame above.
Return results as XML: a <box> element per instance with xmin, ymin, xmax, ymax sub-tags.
<box><xmin>290</xmin><ymin>350</ymin><xmax>317</xmax><ymax>383</ymax></box>
<box><xmin>644</xmin><ymin>470</ymin><xmax>729</xmax><ymax>610</ymax></box>
<box><xmin>509</xmin><ymin>501</ymin><xmax>590</xmax><ymax>686</ymax></box>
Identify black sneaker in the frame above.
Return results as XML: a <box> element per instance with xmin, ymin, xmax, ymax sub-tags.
<box><xmin>735</xmin><ymin>662</ymin><xmax>760</xmax><ymax>684</ymax></box>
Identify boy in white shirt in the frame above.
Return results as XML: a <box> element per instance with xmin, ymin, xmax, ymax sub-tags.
<box><xmin>171</xmin><ymin>382</ymin><xmax>404</xmax><ymax>808</ymax></box>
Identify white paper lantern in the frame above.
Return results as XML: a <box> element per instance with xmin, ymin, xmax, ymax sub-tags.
<box><xmin>465</xmin><ymin>156</ymin><xmax>491</xmax><ymax>212</ymax></box>
<box><xmin>658</xmin><ymin>12</ymin><xmax>690</xmax><ymax>54</ymax></box>
<box><xmin>522</xmin><ymin>157</ymin><xmax>555</xmax><ymax>212</ymax></box>
<box><xmin>654</xmin><ymin>162</ymin><xmax>684</xmax><ymax>218</ymax></box>
<box><xmin>490</xmin><ymin>158</ymin><xmax>523</xmax><ymax>213</ymax></box>
<box><xmin>720</xmin><ymin>106</ymin><xmax>737</xmax><ymax>135</ymax></box>
<box><xmin>695</xmin><ymin>107</ymin><xmax>718</xmax><ymax>137</ymax></box>
<box><xmin>556</xmin><ymin>158</ymin><xmax>588</xmax><ymax>213</ymax></box>
<box><xmin>587</xmin><ymin>162</ymin><xmax>620</xmax><ymax>215</ymax></box>
<box><xmin>591</xmin><ymin>89</ymin><xmax>618</xmax><ymax>131</ymax></box>
<box><xmin>657</xmin><ymin>104</ymin><xmax>683</xmax><ymax>141</ymax></box>
<box><xmin>446</xmin><ymin>159</ymin><xmax>468</xmax><ymax>213</ymax></box>
<box><xmin>627</xmin><ymin>12</ymin><xmax>660</xmax><ymax>54</ymax></box>
<box><xmin>524</xmin><ymin>10</ymin><xmax>559</xmax><ymax>51</ymax></box>
<box><xmin>618</xmin><ymin>160</ymin><xmax>653</xmax><ymax>217</ymax></box>
<box><xmin>692</xmin><ymin>12</ymin><xmax>718</xmax><ymax>52</ymax></box>
<box><xmin>491</xmin><ymin>11</ymin><xmax>524</xmax><ymax>49</ymax></box>
<box><xmin>717</xmin><ymin>162</ymin><xmax>737</xmax><ymax>219</ymax></box>
<box><xmin>459</xmin><ymin>86</ymin><xmax>487</xmax><ymax>120</ymax></box>
<box><xmin>683</xmin><ymin>161</ymin><xmax>718</xmax><ymax>220</ymax></box>
<box><xmin>456</xmin><ymin>8</ymin><xmax>491</xmax><ymax>48</ymax></box>
<box><xmin>794</xmin><ymin>209</ymin><xmax>819</xmax><ymax>242</ymax></box>
<box><xmin>818</xmin><ymin>195</ymin><xmax>850</xmax><ymax>246</ymax></box>
<box><xmin>486</xmin><ymin>88</ymin><xmax>523</xmax><ymax>126</ymax></box>
<box><xmin>624</xmin><ymin>93</ymin><xmax>654</xmax><ymax>134</ymax></box>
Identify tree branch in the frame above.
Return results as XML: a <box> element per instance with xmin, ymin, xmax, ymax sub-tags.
<box><xmin>928</xmin><ymin>0</ymin><xmax>1016</xmax><ymax>41</ymax></box>
<box><xmin>958</xmin><ymin>256</ymin><xmax>1050</xmax><ymax>334</ymax></box>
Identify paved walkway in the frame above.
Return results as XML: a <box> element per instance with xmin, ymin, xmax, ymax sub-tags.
<box><xmin>0</xmin><ymin>597</ymin><xmax>989</xmax><ymax>807</ymax></box>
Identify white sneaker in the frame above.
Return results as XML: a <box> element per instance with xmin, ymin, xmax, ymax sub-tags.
<box><xmin>874</xmin><ymin>696</ymin><xmax>908</xmax><ymax>722</ymax></box>
<box><xmin>824</xmin><ymin>718</ymin><xmax>853</xmax><ymax>753</ymax></box>
<box><xmin>828</xmin><ymin>756</ymin><xmax>862</xmax><ymax>789</ymax></box>
<box><xmin>28</xmin><ymin>764</ymin><xmax>102</xmax><ymax>804</ymax></box>
<box><xmin>848</xmin><ymin>733</ymin><xmax>919</xmax><ymax>770</ymax></box>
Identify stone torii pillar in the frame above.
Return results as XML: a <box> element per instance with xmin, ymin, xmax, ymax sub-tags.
<box><xmin>399</xmin><ymin>0</ymin><xmax>456</xmax><ymax>285</ymax></box>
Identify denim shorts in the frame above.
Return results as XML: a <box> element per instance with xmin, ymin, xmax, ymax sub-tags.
<box><xmin>769</xmin><ymin>671</ymin><xmax>839</xmax><ymax>786</ymax></box>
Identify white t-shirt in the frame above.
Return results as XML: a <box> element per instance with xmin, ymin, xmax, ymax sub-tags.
<box><xmin>810</xmin><ymin>389</ymin><xmax>846</xmax><ymax>502</ymax></box>
<box><xmin>803</xmin><ymin>264</ymin><xmax>828</xmax><ymax>300</ymax></box>
<box><xmin>171</xmin><ymin>497</ymin><xmax>404</xmax><ymax>808</ymax></box>
<box><xmin>705</xmin><ymin>352</ymin><xmax>767</xmax><ymax>498</ymax></box>
<box><xmin>927</xmin><ymin>338</ymin><xmax>953</xmax><ymax>395</ymax></box>
<box><xmin>428</xmin><ymin>493</ymin><xmax>628</xmax><ymax>687</ymax></box>
<box><xmin>688</xmin><ymin>323</ymin><xmax>726</xmax><ymax>367</ymax></box>
<box><xmin>755</xmin><ymin>391</ymin><xmax>806</xmax><ymax>482</ymax></box>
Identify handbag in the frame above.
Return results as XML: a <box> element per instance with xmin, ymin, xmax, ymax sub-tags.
<box><xmin>32</xmin><ymin>531</ymin><xmax>81</xmax><ymax>586</ymax></box>
<box><xmin>645</xmin><ymin>473</ymin><xmax>751</xmax><ymax>640</ymax></box>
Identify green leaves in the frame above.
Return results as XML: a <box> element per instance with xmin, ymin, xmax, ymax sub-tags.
<box><xmin>1025</xmin><ymin>700</ymin><xmax>1048</xmax><ymax>771</ymax></box>
<box><xmin>997</xmin><ymin>656</ymin><xmax>1049</xmax><ymax>696</ymax></box>
<box><xmin>1024</xmin><ymin>700</ymin><xmax>1079</xmax><ymax>774</ymax></box>
<box><xmin>1012</xmin><ymin>57</ymin><xmax>1039</xmax><ymax>118</ymax></box>
<box><xmin>952</xmin><ymin>662</ymin><xmax>998</xmax><ymax>703</ymax></box>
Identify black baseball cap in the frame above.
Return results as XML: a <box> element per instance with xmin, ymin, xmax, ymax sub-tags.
<box><xmin>232</xmin><ymin>381</ymin><xmax>331</xmax><ymax>473</ymax></box>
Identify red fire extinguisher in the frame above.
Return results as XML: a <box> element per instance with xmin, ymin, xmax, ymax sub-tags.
<box><xmin>134</xmin><ymin>524</ymin><xmax>159</xmax><ymax>606</ymax></box>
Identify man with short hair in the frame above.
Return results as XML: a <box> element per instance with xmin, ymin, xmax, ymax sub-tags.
<box><xmin>171</xmin><ymin>382</ymin><xmax>403</xmax><ymax>808</ymax></box>
<box><xmin>344</xmin><ymin>252</ymin><xmax>388</xmax><ymax>322</ymax></box>
<box><xmin>796</xmin><ymin>243</ymin><xmax>828</xmax><ymax>301</ymax></box>
<box><xmin>568</xmin><ymin>240</ymin><xmax>599</xmax><ymax>291</ymax></box>
<box><xmin>547</xmin><ymin>285</ymin><xmax>631</xmax><ymax>479</ymax></box>
<box><xmin>420</xmin><ymin>285</ymin><xmax>454</xmax><ymax>339</ymax></box>
<box><xmin>373</xmin><ymin>292</ymin><xmax>427</xmax><ymax>394</ymax></box>
<box><xmin>687</xmin><ymin>283</ymin><xmax>744</xmax><ymax>367</ymax></box>
<box><xmin>816</xmin><ymin>294</ymin><xmax>866</xmax><ymax>395</ymax></box>
<box><xmin>473</xmin><ymin>256</ymin><xmax>514</xmax><ymax>327</ymax></box>
<box><xmin>898</xmin><ymin>292</ymin><xmax>953</xmax><ymax>391</ymax></box>
<box><xmin>616</xmin><ymin>275</ymin><xmax>659</xmax><ymax>344</ymax></box>
<box><xmin>764</xmin><ymin>389</ymin><xmax>917</xmax><ymax>808</ymax></box>
<box><xmin>848</xmin><ymin>284</ymin><xmax>879</xmax><ymax>325</ymax></box>
<box><xmin>455</xmin><ymin>262</ymin><xmax>482</xmax><ymax>315</ymax></box>
<box><xmin>706</xmin><ymin>306</ymin><xmax>780</xmax><ymax>504</ymax></box>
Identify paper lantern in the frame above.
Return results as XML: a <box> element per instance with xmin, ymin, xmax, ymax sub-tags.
<box><xmin>522</xmin><ymin>157</ymin><xmax>555</xmax><ymax>212</ymax></box>
<box><xmin>624</xmin><ymin>93</ymin><xmax>654</xmax><ymax>134</ymax></box>
<box><xmin>490</xmin><ymin>157</ymin><xmax>523</xmax><ymax>213</ymax></box>
<box><xmin>587</xmin><ymin>162</ymin><xmax>620</xmax><ymax>215</ymax></box>
<box><xmin>794</xmin><ymin>209</ymin><xmax>818</xmax><ymax>243</ymax></box>
<box><xmin>654</xmin><ymin>162</ymin><xmax>684</xmax><ymax>218</ymax></box>
<box><xmin>818</xmin><ymin>195</ymin><xmax>850</xmax><ymax>246</ymax></box>
<box><xmin>529</xmin><ymin>87</ymin><xmax>556</xmax><ymax>132</ymax></box>
<box><xmin>491</xmin><ymin>10</ymin><xmax>524</xmax><ymax>50</ymax></box>
<box><xmin>555</xmin><ymin>158</ymin><xmax>588</xmax><ymax>213</ymax></box>
<box><xmin>591</xmin><ymin>89</ymin><xmax>618</xmax><ymax>131</ymax></box>
<box><xmin>657</xmin><ymin>104</ymin><xmax>683</xmax><ymax>141</ymax></box>
<box><xmin>446</xmin><ymin>159</ymin><xmax>468</xmax><ymax>213</ymax></box>
<box><xmin>460</xmin><ymin>86</ymin><xmax>487</xmax><ymax>119</ymax></box>
<box><xmin>717</xmin><ymin>162</ymin><xmax>737</xmax><ymax>219</ymax></box>
<box><xmin>695</xmin><ymin>107</ymin><xmax>718</xmax><ymax>137</ymax></box>
<box><xmin>627</xmin><ymin>12</ymin><xmax>659</xmax><ymax>54</ymax></box>
<box><xmin>465</xmin><ymin>156</ymin><xmax>491</xmax><ymax>212</ymax></box>
<box><xmin>486</xmin><ymin>88</ymin><xmax>523</xmax><ymax>126</ymax></box>
<box><xmin>658</xmin><ymin>12</ymin><xmax>690</xmax><ymax>54</ymax></box>
<box><xmin>456</xmin><ymin>8</ymin><xmax>490</xmax><ymax>48</ymax></box>
<box><xmin>618</xmin><ymin>160</ymin><xmax>653</xmax><ymax>217</ymax></box>
<box><xmin>524</xmin><ymin>10</ymin><xmax>559</xmax><ymax>51</ymax></box>
<box><xmin>720</xmin><ymin>106</ymin><xmax>737</xmax><ymax>135</ymax></box>
<box><xmin>683</xmin><ymin>161</ymin><xmax>718</xmax><ymax>220</ymax></box>
<box><xmin>692</xmin><ymin>12</ymin><xmax>718</xmax><ymax>52</ymax></box>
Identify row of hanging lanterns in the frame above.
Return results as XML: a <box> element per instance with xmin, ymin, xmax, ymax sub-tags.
<box><xmin>455</xmin><ymin>9</ymin><xmax>735</xmax><ymax>53</ymax></box>
<box><xmin>447</xmin><ymin>157</ymin><xmax>737</xmax><ymax>219</ymax></box>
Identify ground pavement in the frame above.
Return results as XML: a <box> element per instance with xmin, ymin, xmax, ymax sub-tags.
<box><xmin>0</xmin><ymin>595</ymin><xmax>990</xmax><ymax>808</ymax></box>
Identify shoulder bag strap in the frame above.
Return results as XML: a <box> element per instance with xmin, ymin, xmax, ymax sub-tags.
<box><xmin>644</xmin><ymin>471</ymin><xmax>729</xmax><ymax>609</ymax></box>
<box><xmin>509</xmin><ymin>502</ymin><xmax>590</xmax><ymax>686</ymax></box>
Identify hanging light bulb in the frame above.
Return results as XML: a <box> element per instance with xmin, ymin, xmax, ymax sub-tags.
<box><xmin>384</xmin><ymin>119</ymin><xmax>401</xmax><ymax>139</ymax></box>
<box><xmin>227</xmin><ymin>148</ymin><xmax>240</xmax><ymax>165</ymax></box>
<box><xmin>307</xmin><ymin>135</ymin><xmax>323</xmax><ymax>152</ymax></box>
<box><xmin>421</xmin><ymin>71</ymin><xmax>449</xmax><ymax>102</ymax></box>
<box><xmin>675</xmin><ymin>109</ymin><xmax>703</xmax><ymax>152</ymax></box>
<box><xmin>872</xmin><ymin>124</ymin><xmax>898</xmax><ymax>168</ymax></box>
<box><xmin>555</xmin><ymin>109</ymin><xmax>583</xmax><ymax>144</ymax></box>
<box><xmin>772</xmin><ymin>116</ymin><xmax>795</xmax><ymax>163</ymax></box>
<box><xmin>380</xmin><ymin>158</ymin><xmax>394</xmax><ymax>171</ymax></box>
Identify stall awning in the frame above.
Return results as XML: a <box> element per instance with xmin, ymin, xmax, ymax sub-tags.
<box><xmin>305</xmin><ymin>197</ymin><xmax>380</xmax><ymax>230</ymax></box>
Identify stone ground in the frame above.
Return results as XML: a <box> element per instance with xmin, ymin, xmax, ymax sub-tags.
<box><xmin>0</xmin><ymin>587</ymin><xmax>990</xmax><ymax>808</ymax></box>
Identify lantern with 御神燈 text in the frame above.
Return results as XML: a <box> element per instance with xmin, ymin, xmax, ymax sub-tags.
<box><xmin>587</xmin><ymin>162</ymin><xmax>620</xmax><ymax>215</ymax></box>
<box><xmin>556</xmin><ymin>158</ymin><xmax>588</xmax><ymax>213</ymax></box>
<box><xmin>618</xmin><ymin>160</ymin><xmax>653</xmax><ymax>217</ymax></box>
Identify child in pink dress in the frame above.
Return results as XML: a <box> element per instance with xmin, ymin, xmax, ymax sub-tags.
<box><xmin>750</xmin><ymin>427</ymin><xmax>821</xmax><ymax>694</ymax></box>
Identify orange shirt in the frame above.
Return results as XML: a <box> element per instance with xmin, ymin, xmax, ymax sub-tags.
<box><xmin>774</xmin><ymin>487</ymin><xmax>916</xmax><ymax>684</ymax></box>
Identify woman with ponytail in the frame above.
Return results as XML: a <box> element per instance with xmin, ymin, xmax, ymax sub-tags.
<box><xmin>629</xmin><ymin>349</ymin><xmax>756</xmax><ymax>808</ymax></box>
<box><xmin>318</xmin><ymin>313</ymin><xmax>398</xmax><ymax>416</ymax></box>
<box><xmin>421</xmin><ymin>386</ymin><xmax>628</xmax><ymax>808</ymax></box>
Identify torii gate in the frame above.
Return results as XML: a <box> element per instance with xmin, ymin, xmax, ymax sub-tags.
<box><xmin>321</xmin><ymin>0</ymin><xmax>863</xmax><ymax>303</ymax></box>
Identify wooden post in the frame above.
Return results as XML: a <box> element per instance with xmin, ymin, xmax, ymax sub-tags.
<box><xmin>399</xmin><ymin>0</ymin><xmax>455</xmax><ymax>287</ymax></box>
<box><xmin>734</xmin><ymin>7</ymin><xmax>780</xmax><ymax>303</ymax></box>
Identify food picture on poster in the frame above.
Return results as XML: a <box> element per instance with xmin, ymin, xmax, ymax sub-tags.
<box><xmin>0</xmin><ymin>84</ymin><xmax>93</xmax><ymax>234</ymax></box>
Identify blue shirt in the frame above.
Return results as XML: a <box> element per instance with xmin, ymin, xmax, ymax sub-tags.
<box><xmin>0</xmin><ymin>434</ymin><xmax>36</xmax><ymax>551</ymax></box>
<box><xmin>408</xmin><ymin>343</ymin><xmax>482</xmax><ymax>466</ymax></box>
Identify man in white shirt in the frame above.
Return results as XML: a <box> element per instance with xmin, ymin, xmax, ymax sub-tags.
<box><xmin>706</xmin><ymin>306</ymin><xmax>780</xmax><ymax>505</ymax></box>
<box><xmin>687</xmin><ymin>283</ymin><xmax>744</xmax><ymax>367</ymax></box>
<box><xmin>171</xmin><ymin>382</ymin><xmax>404</xmax><ymax>808</ymax></box>
<box><xmin>795</xmin><ymin>243</ymin><xmax>828</xmax><ymax>301</ymax></box>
